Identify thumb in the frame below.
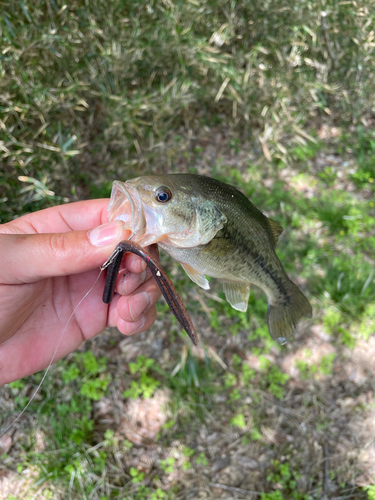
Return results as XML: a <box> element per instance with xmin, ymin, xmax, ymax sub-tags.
<box><xmin>0</xmin><ymin>221</ymin><xmax>130</xmax><ymax>284</ymax></box>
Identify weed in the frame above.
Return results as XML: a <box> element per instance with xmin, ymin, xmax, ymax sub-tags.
<box><xmin>165</xmin><ymin>350</ymin><xmax>219</xmax><ymax>423</ymax></box>
<box><xmin>347</xmin><ymin>127</ymin><xmax>375</xmax><ymax>188</ymax></box>
<box><xmin>182</xmin><ymin>460</ymin><xmax>192</xmax><ymax>471</ymax></box>
<box><xmin>232</xmin><ymin>354</ymin><xmax>243</xmax><ymax>369</ymax></box>
<box><xmin>224</xmin><ymin>372</ymin><xmax>237</xmax><ymax>388</ymax></box>
<box><xmin>261</xmin><ymin>492</ymin><xmax>284</xmax><ymax>500</ymax></box>
<box><xmin>296</xmin><ymin>352</ymin><xmax>336</xmax><ymax>380</ymax></box>
<box><xmin>229</xmin><ymin>388</ymin><xmax>242</xmax><ymax>402</ymax></box>
<box><xmin>183</xmin><ymin>446</ymin><xmax>195</xmax><ymax>458</ymax></box>
<box><xmin>150</xmin><ymin>490</ymin><xmax>168</xmax><ymax>500</ymax></box>
<box><xmin>323</xmin><ymin>308</ymin><xmax>342</xmax><ymax>334</ymax></box>
<box><xmin>264</xmin><ymin>460</ymin><xmax>312</xmax><ymax>500</ymax></box>
<box><xmin>365</xmin><ymin>485</ymin><xmax>375</xmax><ymax>500</ymax></box>
<box><xmin>258</xmin><ymin>357</ymin><xmax>289</xmax><ymax>399</ymax></box>
<box><xmin>250</xmin><ymin>428</ymin><xmax>262</xmax><ymax>441</ymax></box>
<box><xmin>319</xmin><ymin>353</ymin><xmax>336</xmax><ymax>376</ymax></box>
<box><xmin>160</xmin><ymin>457</ymin><xmax>175</xmax><ymax>474</ymax></box>
<box><xmin>230</xmin><ymin>414</ymin><xmax>246</xmax><ymax>429</ymax></box>
<box><xmin>129</xmin><ymin>467</ymin><xmax>145</xmax><ymax>483</ymax></box>
<box><xmin>242</xmin><ymin>364</ymin><xmax>255</xmax><ymax>384</ymax></box>
<box><xmin>196</xmin><ymin>452</ymin><xmax>208</xmax><ymax>466</ymax></box>
<box><xmin>123</xmin><ymin>355</ymin><xmax>160</xmax><ymax>399</ymax></box>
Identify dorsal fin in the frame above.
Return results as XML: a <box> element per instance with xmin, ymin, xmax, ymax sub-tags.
<box><xmin>268</xmin><ymin>218</ymin><xmax>283</xmax><ymax>247</ymax></box>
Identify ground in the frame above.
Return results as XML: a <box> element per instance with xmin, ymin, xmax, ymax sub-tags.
<box><xmin>1</xmin><ymin>1</ymin><xmax>375</xmax><ymax>498</ymax></box>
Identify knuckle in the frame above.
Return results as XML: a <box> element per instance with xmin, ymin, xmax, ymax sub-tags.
<box><xmin>47</xmin><ymin>233</ymin><xmax>69</xmax><ymax>273</ymax></box>
<box><xmin>48</xmin><ymin>232</ymin><xmax>67</xmax><ymax>258</ymax></box>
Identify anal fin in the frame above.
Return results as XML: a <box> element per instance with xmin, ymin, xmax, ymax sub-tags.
<box><xmin>222</xmin><ymin>281</ymin><xmax>250</xmax><ymax>312</ymax></box>
<box><xmin>181</xmin><ymin>263</ymin><xmax>210</xmax><ymax>290</ymax></box>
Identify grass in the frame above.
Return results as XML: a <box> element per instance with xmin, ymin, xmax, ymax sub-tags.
<box><xmin>1</xmin><ymin>0</ymin><xmax>375</xmax><ymax>498</ymax></box>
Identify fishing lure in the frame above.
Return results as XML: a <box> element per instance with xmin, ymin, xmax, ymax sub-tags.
<box><xmin>102</xmin><ymin>241</ymin><xmax>198</xmax><ymax>346</ymax></box>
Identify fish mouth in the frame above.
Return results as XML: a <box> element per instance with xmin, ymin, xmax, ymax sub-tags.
<box><xmin>107</xmin><ymin>180</ymin><xmax>145</xmax><ymax>236</ymax></box>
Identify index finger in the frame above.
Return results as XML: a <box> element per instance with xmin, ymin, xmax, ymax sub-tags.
<box><xmin>1</xmin><ymin>199</ymin><xmax>110</xmax><ymax>235</ymax></box>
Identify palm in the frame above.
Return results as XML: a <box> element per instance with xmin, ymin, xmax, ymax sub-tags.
<box><xmin>0</xmin><ymin>264</ymin><xmax>113</xmax><ymax>384</ymax></box>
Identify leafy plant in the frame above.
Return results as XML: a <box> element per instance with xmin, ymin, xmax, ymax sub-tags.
<box><xmin>365</xmin><ymin>485</ymin><xmax>375</xmax><ymax>500</ymax></box>
<box><xmin>264</xmin><ymin>460</ymin><xmax>311</xmax><ymax>500</ymax></box>
<box><xmin>160</xmin><ymin>457</ymin><xmax>175</xmax><ymax>474</ymax></box>
<box><xmin>258</xmin><ymin>357</ymin><xmax>290</xmax><ymax>400</ymax></box>
<box><xmin>231</xmin><ymin>413</ymin><xmax>246</xmax><ymax>429</ymax></box>
<box><xmin>123</xmin><ymin>355</ymin><xmax>160</xmax><ymax>399</ymax></box>
<box><xmin>196</xmin><ymin>452</ymin><xmax>208</xmax><ymax>466</ymax></box>
<box><xmin>129</xmin><ymin>467</ymin><xmax>145</xmax><ymax>483</ymax></box>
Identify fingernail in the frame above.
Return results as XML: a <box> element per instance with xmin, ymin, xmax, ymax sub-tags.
<box><xmin>129</xmin><ymin>291</ymin><xmax>151</xmax><ymax>321</ymax></box>
<box><xmin>88</xmin><ymin>220</ymin><xmax>124</xmax><ymax>247</ymax></box>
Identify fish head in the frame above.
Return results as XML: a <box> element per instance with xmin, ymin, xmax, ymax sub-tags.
<box><xmin>108</xmin><ymin>175</ymin><xmax>227</xmax><ymax>247</ymax></box>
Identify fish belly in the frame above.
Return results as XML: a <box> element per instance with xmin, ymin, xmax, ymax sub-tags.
<box><xmin>161</xmin><ymin>241</ymin><xmax>311</xmax><ymax>344</ymax></box>
<box><xmin>158</xmin><ymin>241</ymin><xmax>286</xmax><ymax>299</ymax></box>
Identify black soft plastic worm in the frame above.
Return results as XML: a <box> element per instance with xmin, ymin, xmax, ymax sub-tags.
<box><xmin>102</xmin><ymin>241</ymin><xmax>198</xmax><ymax>346</ymax></box>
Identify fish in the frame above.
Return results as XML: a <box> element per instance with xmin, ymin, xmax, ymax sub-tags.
<box><xmin>105</xmin><ymin>174</ymin><xmax>312</xmax><ymax>344</ymax></box>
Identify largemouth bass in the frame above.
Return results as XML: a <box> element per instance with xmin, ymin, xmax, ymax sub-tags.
<box><xmin>106</xmin><ymin>174</ymin><xmax>312</xmax><ymax>344</ymax></box>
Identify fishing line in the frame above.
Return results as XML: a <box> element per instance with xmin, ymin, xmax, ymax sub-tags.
<box><xmin>0</xmin><ymin>250</ymin><xmax>120</xmax><ymax>438</ymax></box>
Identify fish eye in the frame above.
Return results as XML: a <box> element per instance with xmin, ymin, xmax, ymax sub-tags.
<box><xmin>155</xmin><ymin>186</ymin><xmax>172</xmax><ymax>203</ymax></box>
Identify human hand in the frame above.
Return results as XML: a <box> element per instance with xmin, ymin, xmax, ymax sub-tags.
<box><xmin>0</xmin><ymin>200</ymin><xmax>162</xmax><ymax>385</ymax></box>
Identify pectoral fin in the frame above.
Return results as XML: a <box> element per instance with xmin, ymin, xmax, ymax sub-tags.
<box><xmin>222</xmin><ymin>281</ymin><xmax>250</xmax><ymax>312</ymax></box>
<box><xmin>181</xmin><ymin>263</ymin><xmax>210</xmax><ymax>290</ymax></box>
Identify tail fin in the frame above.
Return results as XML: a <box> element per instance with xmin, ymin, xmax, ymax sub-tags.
<box><xmin>267</xmin><ymin>282</ymin><xmax>312</xmax><ymax>344</ymax></box>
